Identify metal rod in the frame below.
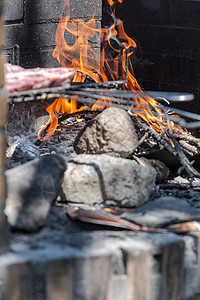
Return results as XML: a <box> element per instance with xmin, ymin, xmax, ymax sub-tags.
<box><xmin>12</xmin><ymin>44</ymin><xmax>20</xmax><ymax>66</ymax></box>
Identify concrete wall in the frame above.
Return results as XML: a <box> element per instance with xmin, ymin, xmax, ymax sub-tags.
<box><xmin>3</xmin><ymin>0</ymin><xmax>102</xmax><ymax>68</ymax></box>
<box><xmin>107</xmin><ymin>0</ymin><xmax>200</xmax><ymax>115</ymax></box>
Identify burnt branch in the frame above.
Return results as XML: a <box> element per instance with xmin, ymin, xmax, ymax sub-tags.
<box><xmin>164</xmin><ymin>109</ymin><xmax>200</xmax><ymax>179</ymax></box>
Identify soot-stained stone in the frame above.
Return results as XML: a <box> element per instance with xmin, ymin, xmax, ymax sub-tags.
<box><xmin>4</xmin><ymin>154</ymin><xmax>67</xmax><ymax>232</ymax></box>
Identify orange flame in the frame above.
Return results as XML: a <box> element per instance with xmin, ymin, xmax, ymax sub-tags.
<box><xmin>38</xmin><ymin>0</ymin><xmax>184</xmax><ymax>141</ymax></box>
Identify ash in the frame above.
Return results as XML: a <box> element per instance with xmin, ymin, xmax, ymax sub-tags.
<box><xmin>6</xmin><ymin>100</ymin><xmax>87</xmax><ymax>168</ymax></box>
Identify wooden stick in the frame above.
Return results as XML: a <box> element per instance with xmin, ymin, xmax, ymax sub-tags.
<box><xmin>0</xmin><ymin>0</ymin><xmax>9</xmax><ymax>249</ymax></box>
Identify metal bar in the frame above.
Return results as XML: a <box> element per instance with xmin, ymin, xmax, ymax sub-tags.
<box><xmin>12</xmin><ymin>44</ymin><xmax>20</xmax><ymax>66</ymax></box>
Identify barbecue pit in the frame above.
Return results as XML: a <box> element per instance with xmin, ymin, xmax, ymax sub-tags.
<box><xmin>1</xmin><ymin>1</ymin><xmax>200</xmax><ymax>300</ymax></box>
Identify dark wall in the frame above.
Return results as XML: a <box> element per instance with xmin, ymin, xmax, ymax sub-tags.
<box><xmin>4</xmin><ymin>0</ymin><xmax>102</xmax><ymax>68</ymax></box>
<box><xmin>113</xmin><ymin>0</ymin><xmax>200</xmax><ymax>101</ymax></box>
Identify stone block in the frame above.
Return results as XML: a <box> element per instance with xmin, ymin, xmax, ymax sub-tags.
<box><xmin>188</xmin><ymin>232</ymin><xmax>200</xmax><ymax>294</ymax></box>
<box><xmin>4</xmin><ymin>22</ymin><xmax>77</xmax><ymax>50</ymax></box>
<box><xmin>179</xmin><ymin>266</ymin><xmax>200</xmax><ymax>300</ymax></box>
<box><xmin>1</xmin><ymin>261</ymin><xmax>30</xmax><ymax>300</ymax></box>
<box><xmin>24</xmin><ymin>0</ymin><xmax>64</xmax><ymax>23</ymax></box>
<box><xmin>4</xmin><ymin>0</ymin><xmax>23</xmax><ymax>22</ymax></box>
<box><xmin>18</xmin><ymin>47</ymin><xmax>61</xmax><ymax>69</ymax></box>
<box><xmin>48</xmin><ymin>251</ymin><xmax>112</xmax><ymax>300</ymax></box>
<box><xmin>47</xmin><ymin>259</ymin><xmax>73</xmax><ymax>300</ymax></box>
<box><xmin>134</xmin><ymin>232</ymin><xmax>185</xmax><ymax>300</ymax></box>
<box><xmin>62</xmin><ymin>154</ymin><xmax>156</xmax><ymax>207</ymax></box>
<box><xmin>77</xmin><ymin>20</ymin><xmax>101</xmax><ymax>47</ymax></box>
<box><xmin>156</xmin><ymin>235</ymin><xmax>184</xmax><ymax>300</ymax></box>
<box><xmin>70</xmin><ymin>0</ymin><xmax>102</xmax><ymax>19</ymax></box>
<box><xmin>121</xmin><ymin>240</ymin><xmax>153</xmax><ymax>300</ymax></box>
<box><xmin>25</xmin><ymin>0</ymin><xmax>102</xmax><ymax>23</ymax></box>
<box><xmin>110</xmin><ymin>275</ymin><xmax>128</xmax><ymax>300</ymax></box>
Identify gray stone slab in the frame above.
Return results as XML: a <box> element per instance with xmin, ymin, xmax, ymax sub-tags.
<box><xmin>122</xmin><ymin>196</ymin><xmax>200</xmax><ymax>227</ymax></box>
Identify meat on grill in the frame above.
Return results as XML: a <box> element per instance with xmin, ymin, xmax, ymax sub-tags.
<box><xmin>4</xmin><ymin>64</ymin><xmax>76</xmax><ymax>94</ymax></box>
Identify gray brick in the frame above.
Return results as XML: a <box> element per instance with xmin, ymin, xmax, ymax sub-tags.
<box><xmin>25</xmin><ymin>0</ymin><xmax>102</xmax><ymax>23</ymax></box>
<box><xmin>47</xmin><ymin>251</ymin><xmax>112</xmax><ymax>300</ymax></box>
<box><xmin>189</xmin><ymin>232</ymin><xmax>200</xmax><ymax>294</ymax></box>
<box><xmin>77</xmin><ymin>20</ymin><xmax>101</xmax><ymax>47</ymax></box>
<box><xmin>4</xmin><ymin>0</ymin><xmax>23</xmax><ymax>22</ymax></box>
<box><xmin>20</xmin><ymin>47</ymin><xmax>61</xmax><ymax>68</ymax></box>
<box><xmin>180</xmin><ymin>266</ymin><xmax>200</xmax><ymax>299</ymax></box>
<box><xmin>122</xmin><ymin>240</ymin><xmax>153</xmax><ymax>300</ymax></box>
<box><xmin>69</xmin><ymin>0</ymin><xmax>102</xmax><ymax>19</ymax></box>
<box><xmin>159</xmin><ymin>237</ymin><xmax>185</xmax><ymax>300</ymax></box>
<box><xmin>47</xmin><ymin>259</ymin><xmax>73</xmax><ymax>300</ymax></box>
<box><xmin>2</xmin><ymin>262</ymin><xmax>31</xmax><ymax>300</ymax></box>
<box><xmin>110</xmin><ymin>275</ymin><xmax>128</xmax><ymax>300</ymax></box>
<box><xmin>133</xmin><ymin>233</ymin><xmax>185</xmax><ymax>300</ymax></box>
<box><xmin>24</xmin><ymin>0</ymin><xmax>64</xmax><ymax>23</ymax></box>
<box><xmin>4</xmin><ymin>22</ymin><xmax>77</xmax><ymax>50</ymax></box>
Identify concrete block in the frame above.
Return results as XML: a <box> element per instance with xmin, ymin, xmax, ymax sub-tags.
<box><xmin>47</xmin><ymin>258</ymin><xmax>73</xmax><ymax>300</ymax></box>
<box><xmin>1</xmin><ymin>261</ymin><xmax>30</xmax><ymax>300</ymax></box>
<box><xmin>4</xmin><ymin>0</ymin><xmax>23</xmax><ymax>22</ymax></box>
<box><xmin>188</xmin><ymin>232</ymin><xmax>200</xmax><ymax>294</ymax></box>
<box><xmin>47</xmin><ymin>251</ymin><xmax>112</xmax><ymax>300</ymax></box>
<box><xmin>110</xmin><ymin>275</ymin><xmax>128</xmax><ymax>300</ymax></box>
<box><xmin>19</xmin><ymin>47</ymin><xmax>61</xmax><ymax>68</ymax></box>
<box><xmin>159</xmin><ymin>237</ymin><xmax>184</xmax><ymax>300</ymax></box>
<box><xmin>121</xmin><ymin>240</ymin><xmax>153</xmax><ymax>300</ymax></box>
<box><xmin>25</xmin><ymin>0</ymin><xmax>64</xmax><ymax>23</ymax></box>
<box><xmin>179</xmin><ymin>266</ymin><xmax>200</xmax><ymax>300</ymax></box>
<box><xmin>25</xmin><ymin>0</ymin><xmax>102</xmax><ymax>23</ymax></box>
<box><xmin>4</xmin><ymin>23</ymin><xmax>71</xmax><ymax>50</ymax></box>
<box><xmin>133</xmin><ymin>232</ymin><xmax>185</xmax><ymax>300</ymax></box>
<box><xmin>70</xmin><ymin>0</ymin><xmax>102</xmax><ymax>19</ymax></box>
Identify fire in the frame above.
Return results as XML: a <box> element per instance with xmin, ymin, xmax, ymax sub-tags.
<box><xmin>38</xmin><ymin>0</ymin><xmax>184</xmax><ymax>141</ymax></box>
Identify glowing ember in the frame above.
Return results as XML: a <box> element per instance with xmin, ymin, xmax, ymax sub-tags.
<box><xmin>38</xmin><ymin>0</ymin><xmax>184</xmax><ymax>141</ymax></box>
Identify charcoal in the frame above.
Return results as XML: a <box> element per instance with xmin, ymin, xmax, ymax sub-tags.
<box><xmin>6</xmin><ymin>141</ymin><xmax>40</xmax><ymax>161</ymax></box>
<box><xmin>4</xmin><ymin>154</ymin><xmax>67</xmax><ymax>232</ymax></box>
